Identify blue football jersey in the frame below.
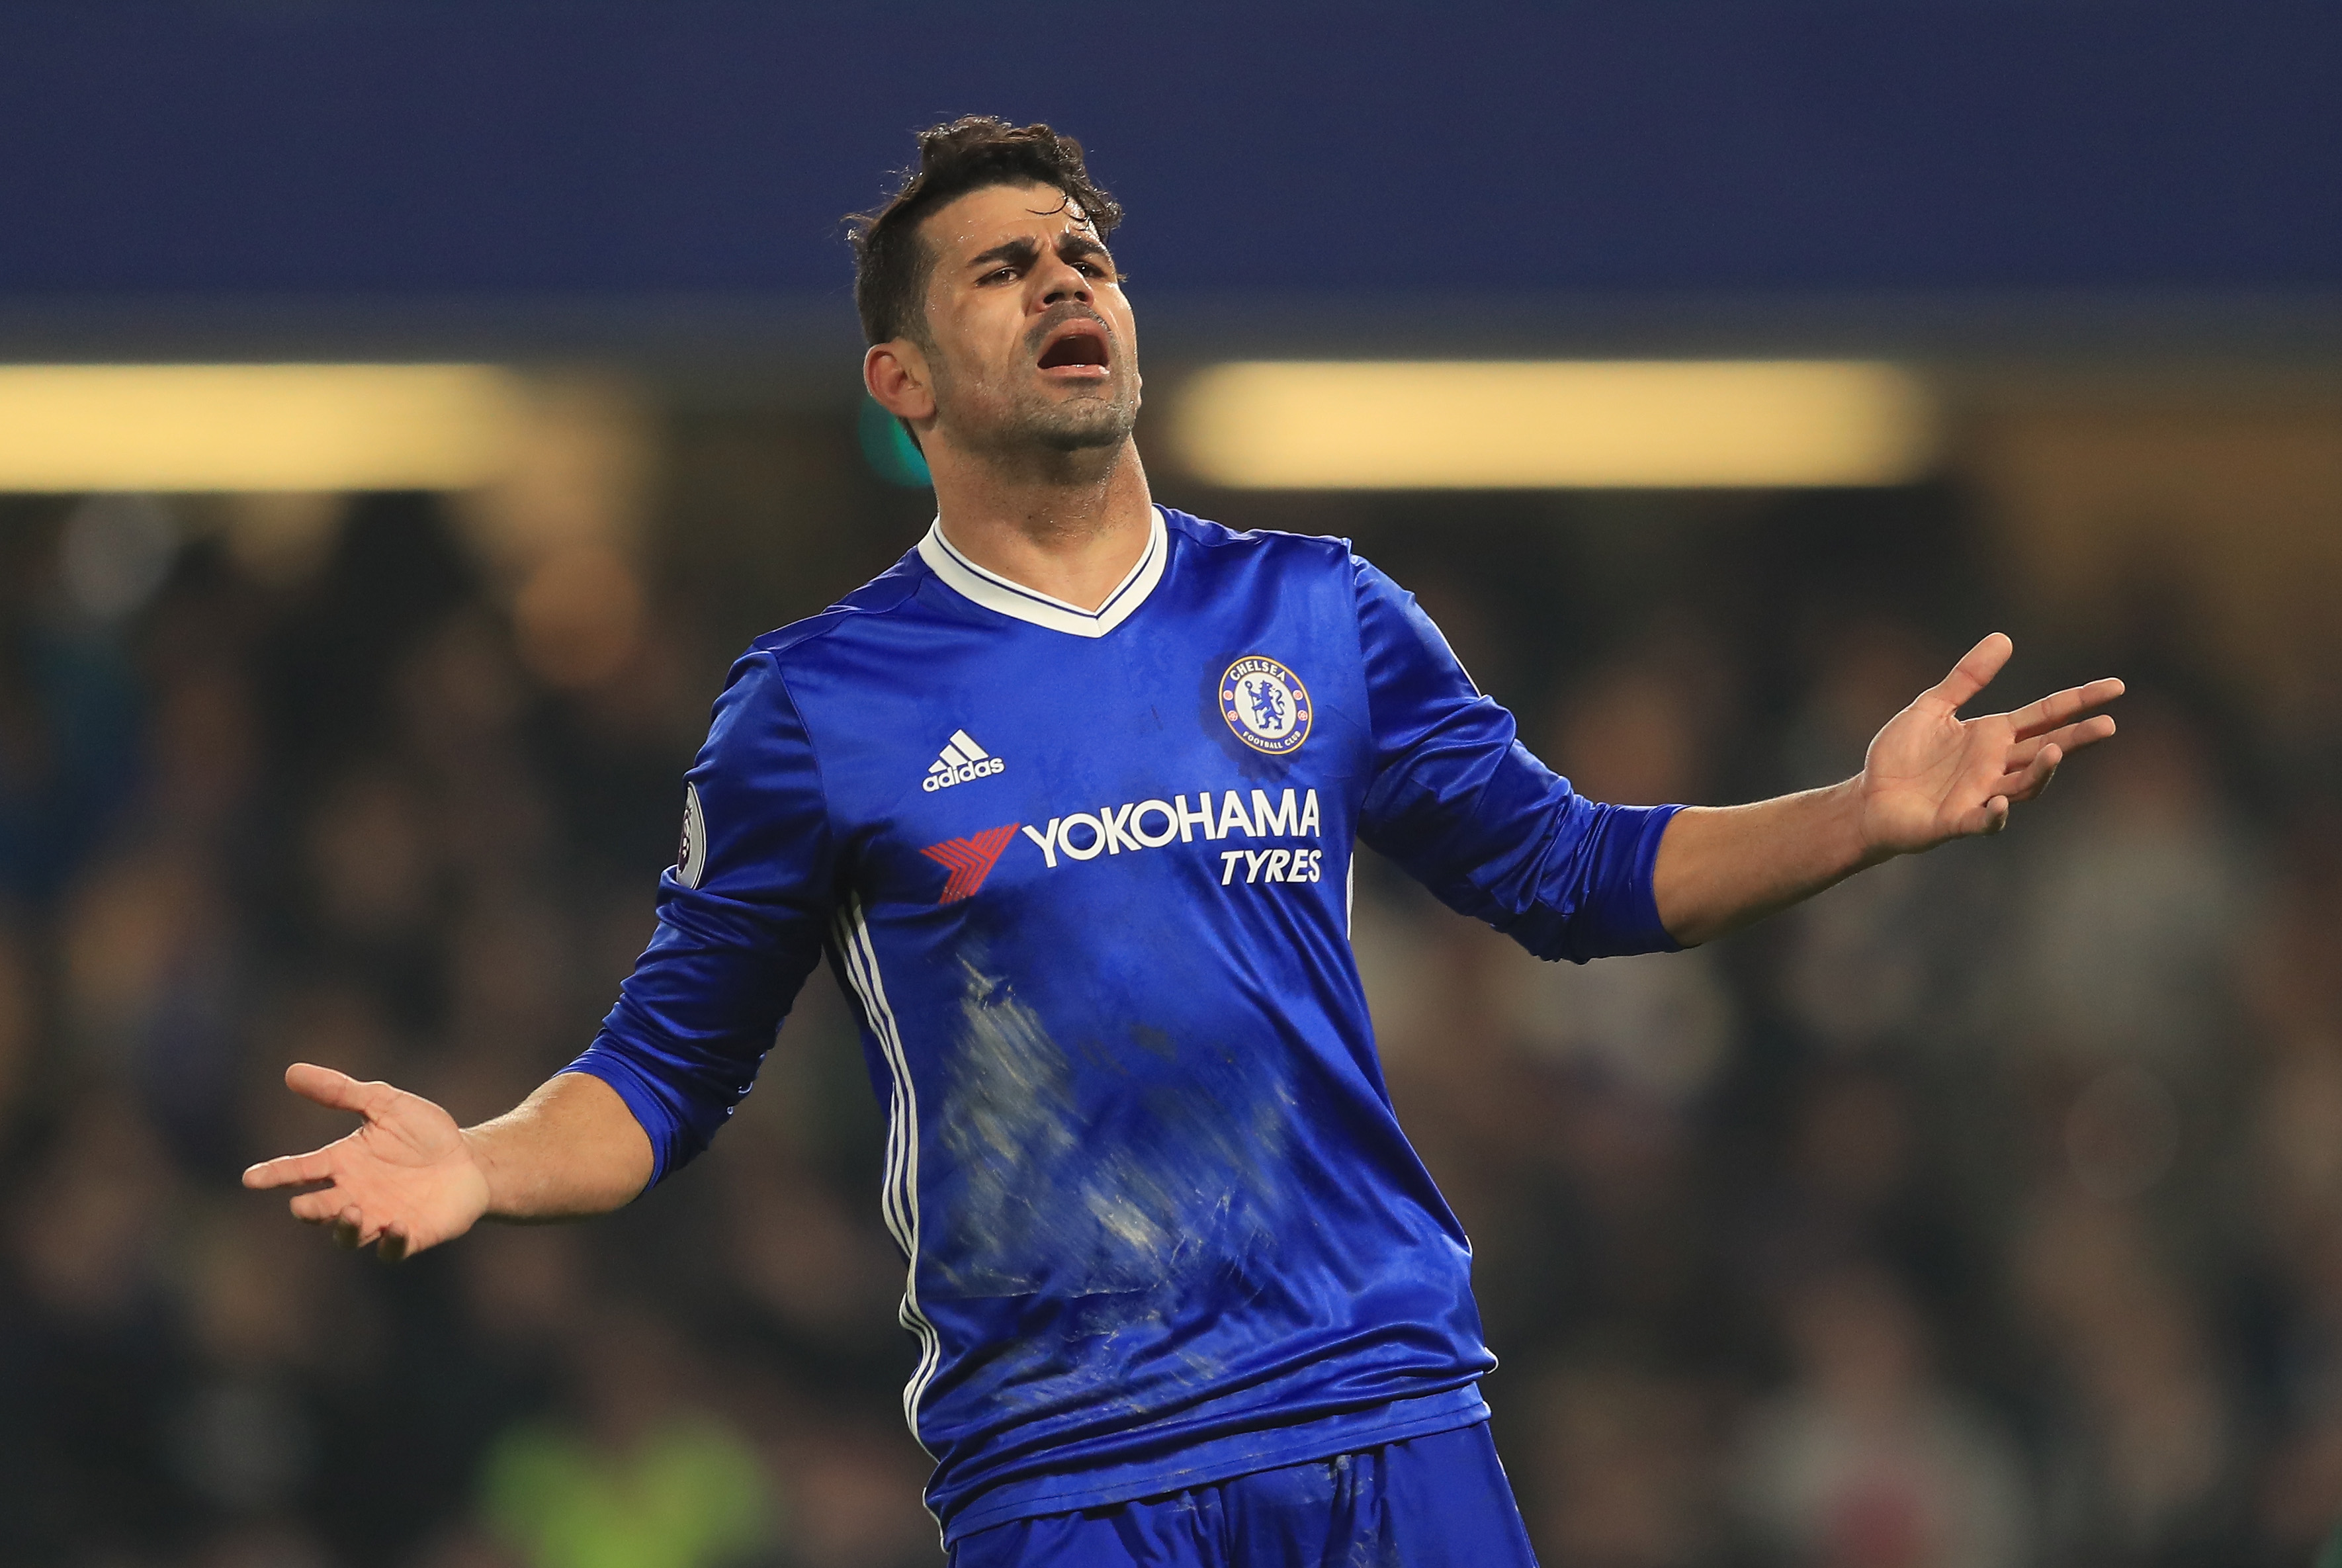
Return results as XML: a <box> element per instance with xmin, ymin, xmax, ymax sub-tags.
<box><xmin>568</xmin><ymin>507</ymin><xmax>1680</xmax><ymax>1541</ymax></box>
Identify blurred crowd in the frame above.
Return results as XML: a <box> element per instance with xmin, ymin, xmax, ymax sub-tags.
<box><xmin>3</xmin><ymin>425</ymin><xmax>2340</xmax><ymax>1568</ymax></box>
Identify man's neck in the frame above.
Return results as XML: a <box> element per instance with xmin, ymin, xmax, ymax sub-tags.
<box><xmin>927</xmin><ymin>440</ymin><xmax>1155</xmax><ymax>612</ymax></box>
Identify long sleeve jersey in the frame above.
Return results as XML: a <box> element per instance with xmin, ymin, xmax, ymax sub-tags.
<box><xmin>567</xmin><ymin>506</ymin><xmax>1681</xmax><ymax>1542</ymax></box>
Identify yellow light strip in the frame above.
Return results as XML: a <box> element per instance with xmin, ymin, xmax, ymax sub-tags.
<box><xmin>1172</xmin><ymin>360</ymin><xmax>1935</xmax><ymax>489</ymax></box>
<box><xmin>0</xmin><ymin>364</ymin><xmax>524</xmax><ymax>492</ymax></box>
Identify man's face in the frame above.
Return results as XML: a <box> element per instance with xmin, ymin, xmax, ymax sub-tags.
<box><xmin>908</xmin><ymin>181</ymin><xmax>1141</xmax><ymax>457</ymax></box>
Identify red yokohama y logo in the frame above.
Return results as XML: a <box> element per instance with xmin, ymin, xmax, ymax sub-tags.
<box><xmin>920</xmin><ymin>824</ymin><xmax>1021</xmax><ymax>904</ymax></box>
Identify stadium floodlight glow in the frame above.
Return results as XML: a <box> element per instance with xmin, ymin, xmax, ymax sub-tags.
<box><xmin>0</xmin><ymin>364</ymin><xmax>525</xmax><ymax>492</ymax></box>
<box><xmin>1172</xmin><ymin>360</ymin><xmax>1936</xmax><ymax>489</ymax></box>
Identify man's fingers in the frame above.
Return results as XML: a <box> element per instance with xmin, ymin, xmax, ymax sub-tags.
<box><xmin>329</xmin><ymin>1205</ymin><xmax>400</xmax><ymax>1250</ymax></box>
<box><xmin>2009</xmin><ymin>677</ymin><xmax>2126</xmax><ymax>742</ymax></box>
<box><xmin>288</xmin><ymin>1187</ymin><xmax>345</xmax><ymax>1225</ymax></box>
<box><xmin>242</xmin><ymin>1147</ymin><xmax>340</xmax><ymax>1190</ymax></box>
<box><xmin>2004</xmin><ymin>715</ymin><xmax>2115</xmax><ymax>773</ymax></box>
<box><xmin>290</xmin><ymin>1190</ymin><xmax>410</xmax><ymax>1256</ymax></box>
<box><xmin>283</xmin><ymin>1061</ymin><xmax>393</xmax><ymax>1119</ymax></box>
<box><xmin>1955</xmin><ymin>797</ymin><xmax>2012</xmax><ymax>836</ymax></box>
<box><xmin>1927</xmin><ymin>633</ymin><xmax>2013</xmax><ymax>713</ymax></box>
<box><xmin>1998</xmin><ymin>743</ymin><xmax>2063</xmax><ymax>803</ymax></box>
<box><xmin>2043</xmin><ymin>713</ymin><xmax>2118</xmax><ymax>754</ymax></box>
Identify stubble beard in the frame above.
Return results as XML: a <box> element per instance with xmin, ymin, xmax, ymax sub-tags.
<box><xmin>1018</xmin><ymin>375</ymin><xmax>1139</xmax><ymax>454</ymax></box>
<box><xmin>933</xmin><ymin>318</ymin><xmax>1141</xmax><ymax>465</ymax></box>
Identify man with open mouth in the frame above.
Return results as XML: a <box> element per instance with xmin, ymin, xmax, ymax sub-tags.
<box><xmin>247</xmin><ymin>116</ymin><xmax>2124</xmax><ymax>1566</ymax></box>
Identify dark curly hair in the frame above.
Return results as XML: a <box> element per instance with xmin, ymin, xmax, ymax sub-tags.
<box><xmin>847</xmin><ymin>117</ymin><xmax>1123</xmax><ymax>347</ymax></box>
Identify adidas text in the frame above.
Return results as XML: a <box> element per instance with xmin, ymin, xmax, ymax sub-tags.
<box><xmin>924</xmin><ymin>756</ymin><xmax>1006</xmax><ymax>792</ymax></box>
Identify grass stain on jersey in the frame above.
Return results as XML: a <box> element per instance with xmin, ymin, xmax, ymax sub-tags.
<box><xmin>932</xmin><ymin>959</ymin><xmax>1291</xmax><ymax>1307</ymax></box>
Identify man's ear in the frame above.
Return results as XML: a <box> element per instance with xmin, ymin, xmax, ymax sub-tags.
<box><xmin>865</xmin><ymin>340</ymin><xmax>937</xmax><ymax>425</ymax></box>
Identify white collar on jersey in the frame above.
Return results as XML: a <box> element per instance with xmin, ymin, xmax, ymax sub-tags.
<box><xmin>916</xmin><ymin>505</ymin><xmax>1168</xmax><ymax>638</ymax></box>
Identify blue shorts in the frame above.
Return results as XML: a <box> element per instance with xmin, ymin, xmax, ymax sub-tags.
<box><xmin>947</xmin><ymin>1420</ymin><xmax>1540</xmax><ymax>1567</ymax></box>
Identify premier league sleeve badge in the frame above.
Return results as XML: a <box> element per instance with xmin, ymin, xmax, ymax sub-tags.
<box><xmin>675</xmin><ymin>781</ymin><xmax>707</xmax><ymax>889</ymax></box>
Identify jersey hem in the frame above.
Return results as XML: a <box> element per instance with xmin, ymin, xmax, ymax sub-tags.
<box><xmin>937</xmin><ymin>1383</ymin><xmax>1491</xmax><ymax>1546</ymax></box>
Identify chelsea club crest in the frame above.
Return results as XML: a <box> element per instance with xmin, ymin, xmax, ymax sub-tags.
<box><xmin>1220</xmin><ymin>655</ymin><xmax>1312</xmax><ymax>756</ymax></box>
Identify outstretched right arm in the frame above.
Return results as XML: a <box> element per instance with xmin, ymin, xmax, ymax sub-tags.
<box><xmin>241</xmin><ymin>1063</ymin><xmax>652</xmax><ymax>1261</ymax></box>
<box><xmin>245</xmin><ymin>648</ymin><xmax>837</xmax><ymax>1260</ymax></box>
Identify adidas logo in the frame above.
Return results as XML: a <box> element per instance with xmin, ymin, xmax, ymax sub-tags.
<box><xmin>922</xmin><ymin>729</ymin><xmax>1006</xmax><ymax>793</ymax></box>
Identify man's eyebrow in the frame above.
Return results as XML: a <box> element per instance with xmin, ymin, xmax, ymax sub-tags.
<box><xmin>1058</xmin><ymin>233</ymin><xmax>1113</xmax><ymax>267</ymax></box>
<box><xmin>967</xmin><ymin>236</ymin><xmax>1041</xmax><ymax>273</ymax></box>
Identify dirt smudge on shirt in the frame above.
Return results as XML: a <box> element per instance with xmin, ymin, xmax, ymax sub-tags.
<box><xmin>931</xmin><ymin>959</ymin><xmax>1291</xmax><ymax>1303</ymax></box>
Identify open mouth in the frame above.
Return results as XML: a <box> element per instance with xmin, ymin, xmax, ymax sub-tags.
<box><xmin>1037</xmin><ymin>326</ymin><xmax>1111</xmax><ymax>370</ymax></box>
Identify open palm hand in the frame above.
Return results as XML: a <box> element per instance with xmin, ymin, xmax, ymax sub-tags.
<box><xmin>1859</xmin><ymin>633</ymin><xmax>2123</xmax><ymax>856</ymax></box>
<box><xmin>241</xmin><ymin>1063</ymin><xmax>492</xmax><ymax>1261</ymax></box>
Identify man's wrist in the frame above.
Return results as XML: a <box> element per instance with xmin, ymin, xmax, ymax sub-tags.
<box><xmin>455</xmin><ymin>1125</ymin><xmax>505</xmax><ymax>1221</ymax></box>
<box><xmin>1839</xmin><ymin>774</ymin><xmax>1901</xmax><ymax>871</ymax></box>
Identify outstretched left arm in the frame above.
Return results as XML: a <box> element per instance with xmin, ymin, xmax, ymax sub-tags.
<box><xmin>1651</xmin><ymin>633</ymin><xmax>2123</xmax><ymax>947</ymax></box>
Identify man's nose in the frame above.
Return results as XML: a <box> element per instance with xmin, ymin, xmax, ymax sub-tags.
<box><xmin>1037</xmin><ymin>257</ymin><xmax>1093</xmax><ymax>307</ymax></box>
